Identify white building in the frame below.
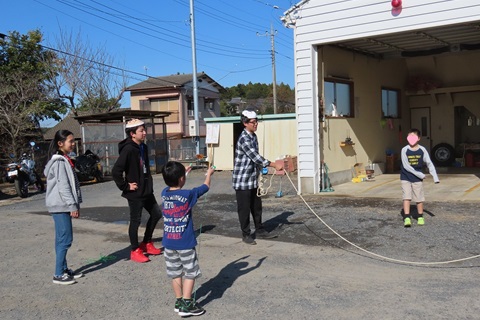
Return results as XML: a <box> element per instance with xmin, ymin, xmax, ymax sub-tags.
<box><xmin>282</xmin><ymin>0</ymin><xmax>480</xmax><ymax>194</ymax></box>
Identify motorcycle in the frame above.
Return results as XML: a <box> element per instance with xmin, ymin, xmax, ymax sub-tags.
<box><xmin>5</xmin><ymin>149</ymin><xmax>45</xmax><ymax>198</ymax></box>
<box><xmin>73</xmin><ymin>150</ymin><xmax>104</xmax><ymax>183</ymax></box>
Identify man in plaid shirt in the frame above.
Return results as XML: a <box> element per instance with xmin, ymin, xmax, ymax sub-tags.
<box><xmin>232</xmin><ymin>109</ymin><xmax>283</xmax><ymax>245</ymax></box>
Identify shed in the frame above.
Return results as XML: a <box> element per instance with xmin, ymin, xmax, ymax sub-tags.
<box><xmin>74</xmin><ymin>110</ymin><xmax>170</xmax><ymax>174</ymax></box>
<box><xmin>204</xmin><ymin>113</ymin><xmax>297</xmax><ymax>171</ymax></box>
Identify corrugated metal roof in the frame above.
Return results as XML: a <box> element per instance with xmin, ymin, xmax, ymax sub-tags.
<box><xmin>204</xmin><ymin>113</ymin><xmax>296</xmax><ymax>123</ymax></box>
<box><xmin>334</xmin><ymin>22</ymin><xmax>480</xmax><ymax>59</ymax></box>
<box><xmin>74</xmin><ymin>110</ymin><xmax>171</xmax><ymax>124</ymax></box>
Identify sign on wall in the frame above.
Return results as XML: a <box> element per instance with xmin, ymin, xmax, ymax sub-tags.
<box><xmin>206</xmin><ymin>123</ymin><xmax>220</xmax><ymax>144</ymax></box>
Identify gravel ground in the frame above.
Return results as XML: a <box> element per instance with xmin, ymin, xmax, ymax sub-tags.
<box><xmin>0</xmin><ymin>170</ymin><xmax>479</xmax><ymax>319</ymax></box>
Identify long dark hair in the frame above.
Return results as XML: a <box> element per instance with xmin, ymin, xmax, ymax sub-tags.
<box><xmin>48</xmin><ymin>130</ymin><xmax>74</xmax><ymax>158</ymax></box>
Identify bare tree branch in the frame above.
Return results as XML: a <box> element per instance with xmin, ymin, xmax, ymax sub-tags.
<box><xmin>46</xmin><ymin>29</ymin><xmax>127</xmax><ymax>116</ymax></box>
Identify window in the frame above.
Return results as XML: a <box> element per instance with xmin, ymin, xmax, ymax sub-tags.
<box><xmin>139</xmin><ymin>100</ymin><xmax>150</xmax><ymax>110</ymax></box>
<box><xmin>187</xmin><ymin>99</ymin><xmax>194</xmax><ymax>116</ymax></box>
<box><xmin>324</xmin><ymin>78</ymin><xmax>354</xmax><ymax>117</ymax></box>
<box><xmin>381</xmin><ymin>88</ymin><xmax>400</xmax><ymax>118</ymax></box>
<box><xmin>204</xmin><ymin>99</ymin><xmax>214</xmax><ymax>110</ymax></box>
<box><xmin>150</xmin><ymin>98</ymin><xmax>179</xmax><ymax>122</ymax></box>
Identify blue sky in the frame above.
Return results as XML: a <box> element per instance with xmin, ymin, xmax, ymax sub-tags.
<box><xmin>2</xmin><ymin>0</ymin><xmax>296</xmax><ymax>97</ymax></box>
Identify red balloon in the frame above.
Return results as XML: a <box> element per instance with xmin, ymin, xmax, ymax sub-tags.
<box><xmin>391</xmin><ymin>0</ymin><xmax>402</xmax><ymax>8</ymax></box>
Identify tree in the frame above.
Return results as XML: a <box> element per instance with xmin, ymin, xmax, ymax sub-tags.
<box><xmin>0</xmin><ymin>30</ymin><xmax>65</xmax><ymax>161</ymax></box>
<box><xmin>220</xmin><ymin>82</ymin><xmax>295</xmax><ymax>116</ymax></box>
<box><xmin>277</xmin><ymin>83</ymin><xmax>295</xmax><ymax>113</ymax></box>
<box><xmin>46</xmin><ymin>29</ymin><xmax>127</xmax><ymax>116</ymax></box>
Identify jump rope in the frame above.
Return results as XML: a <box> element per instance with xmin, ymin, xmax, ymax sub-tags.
<box><xmin>229</xmin><ymin>144</ymin><xmax>479</xmax><ymax>264</ymax></box>
<box><xmin>223</xmin><ymin>161</ymin><xmax>480</xmax><ymax>266</ymax></box>
<box><xmin>274</xmin><ymin>169</ymin><xmax>480</xmax><ymax>266</ymax></box>
<box><xmin>184</xmin><ymin>149</ymin><xmax>480</xmax><ymax>304</ymax></box>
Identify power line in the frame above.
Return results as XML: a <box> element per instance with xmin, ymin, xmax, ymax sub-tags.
<box><xmin>215</xmin><ymin>63</ymin><xmax>271</xmax><ymax>82</ymax></box>
<box><xmin>178</xmin><ymin>0</ymin><xmax>293</xmax><ymax>52</ymax></box>
<box><xmin>86</xmin><ymin>0</ymin><xmax>270</xmax><ymax>54</ymax></box>
<box><xmin>56</xmin><ymin>0</ymin><xmax>289</xmax><ymax>57</ymax></box>
<box><xmin>108</xmin><ymin>0</ymin><xmax>277</xmax><ymax>54</ymax></box>
<box><xmin>56</xmin><ymin>0</ymin><xmax>266</xmax><ymax>58</ymax></box>
<box><xmin>60</xmin><ymin>0</ymin><xmax>271</xmax><ymax>57</ymax></box>
<box><xmin>24</xmin><ymin>0</ymin><xmax>293</xmax><ymax>85</ymax></box>
<box><xmin>34</xmin><ymin>0</ymin><xmax>190</xmax><ymax>62</ymax></box>
<box><xmin>2</xmin><ymin>31</ymin><xmax>278</xmax><ymax>89</ymax></box>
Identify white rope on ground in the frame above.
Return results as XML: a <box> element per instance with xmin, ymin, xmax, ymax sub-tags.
<box><xmin>282</xmin><ymin>171</ymin><xmax>480</xmax><ymax>266</ymax></box>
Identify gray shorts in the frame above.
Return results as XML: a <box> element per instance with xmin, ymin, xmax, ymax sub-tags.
<box><xmin>401</xmin><ymin>180</ymin><xmax>425</xmax><ymax>202</ymax></box>
<box><xmin>164</xmin><ymin>248</ymin><xmax>202</xmax><ymax>280</ymax></box>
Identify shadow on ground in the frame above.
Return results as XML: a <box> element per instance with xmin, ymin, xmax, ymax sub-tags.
<box><xmin>195</xmin><ymin>255</ymin><xmax>266</xmax><ymax>306</ymax></box>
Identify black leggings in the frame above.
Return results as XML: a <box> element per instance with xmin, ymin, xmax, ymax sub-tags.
<box><xmin>127</xmin><ymin>195</ymin><xmax>162</xmax><ymax>250</ymax></box>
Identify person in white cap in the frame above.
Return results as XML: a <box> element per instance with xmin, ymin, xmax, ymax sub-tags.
<box><xmin>112</xmin><ymin>119</ymin><xmax>162</xmax><ymax>263</ymax></box>
<box><xmin>232</xmin><ymin>109</ymin><xmax>283</xmax><ymax>245</ymax></box>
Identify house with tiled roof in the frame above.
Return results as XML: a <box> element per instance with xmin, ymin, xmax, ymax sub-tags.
<box><xmin>43</xmin><ymin>114</ymin><xmax>82</xmax><ymax>156</ymax></box>
<box><xmin>43</xmin><ymin>113</ymin><xmax>82</xmax><ymax>142</ymax></box>
<box><xmin>126</xmin><ymin>72</ymin><xmax>223</xmax><ymax>159</ymax></box>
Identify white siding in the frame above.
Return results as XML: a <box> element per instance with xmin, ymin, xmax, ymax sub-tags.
<box><xmin>291</xmin><ymin>0</ymin><xmax>480</xmax><ymax>194</ymax></box>
<box><xmin>297</xmin><ymin>1</ymin><xmax>480</xmax><ymax>44</ymax></box>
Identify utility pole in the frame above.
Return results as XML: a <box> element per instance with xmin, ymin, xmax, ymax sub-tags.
<box><xmin>189</xmin><ymin>0</ymin><xmax>200</xmax><ymax>155</ymax></box>
<box><xmin>257</xmin><ymin>24</ymin><xmax>278</xmax><ymax>114</ymax></box>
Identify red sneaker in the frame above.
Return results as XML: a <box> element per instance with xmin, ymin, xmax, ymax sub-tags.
<box><xmin>139</xmin><ymin>241</ymin><xmax>162</xmax><ymax>255</ymax></box>
<box><xmin>130</xmin><ymin>248</ymin><xmax>150</xmax><ymax>263</ymax></box>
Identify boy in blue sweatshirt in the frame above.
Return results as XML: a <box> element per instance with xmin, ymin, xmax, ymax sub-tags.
<box><xmin>161</xmin><ymin>161</ymin><xmax>215</xmax><ymax>317</ymax></box>
<box><xmin>400</xmin><ymin>128</ymin><xmax>440</xmax><ymax>227</ymax></box>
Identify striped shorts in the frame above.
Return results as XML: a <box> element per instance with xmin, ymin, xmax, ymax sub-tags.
<box><xmin>164</xmin><ymin>248</ymin><xmax>202</xmax><ymax>280</ymax></box>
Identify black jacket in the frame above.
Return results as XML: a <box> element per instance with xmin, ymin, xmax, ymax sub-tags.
<box><xmin>112</xmin><ymin>137</ymin><xmax>154</xmax><ymax>200</ymax></box>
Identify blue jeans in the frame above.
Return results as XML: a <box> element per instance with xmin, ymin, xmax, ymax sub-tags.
<box><xmin>52</xmin><ymin>213</ymin><xmax>73</xmax><ymax>277</ymax></box>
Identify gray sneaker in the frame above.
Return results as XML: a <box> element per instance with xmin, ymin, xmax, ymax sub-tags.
<box><xmin>242</xmin><ymin>235</ymin><xmax>257</xmax><ymax>245</ymax></box>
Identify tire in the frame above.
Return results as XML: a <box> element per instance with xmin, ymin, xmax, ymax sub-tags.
<box><xmin>95</xmin><ymin>171</ymin><xmax>104</xmax><ymax>183</ymax></box>
<box><xmin>35</xmin><ymin>172</ymin><xmax>45</xmax><ymax>192</ymax></box>
<box><xmin>94</xmin><ymin>163</ymin><xmax>104</xmax><ymax>183</ymax></box>
<box><xmin>14</xmin><ymin>174</ymin><xmax>29</xmax><ymax>198</ymax></box>
<box><xmin>431</xmin><ymin>143</ymin><xmax>455</xmax><ymax>167</ymax></box>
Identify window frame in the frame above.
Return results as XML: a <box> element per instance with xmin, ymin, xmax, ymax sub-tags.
<box><xmin>381</xmin><ymin>87</ymin><xmax>401</xmax><ymax>119</ymax></box>
<box><xmin>187</xmin><ymin>99</ymin><xmax>194</xmax><ymax>117</ymax></box>
<box><xmin>150</xmin><ymin>98</ymin><xmax>179</xmax><ymax>123</ymax></box>
<box><xmin>204</xmin><ymin>99</ymin><xmax>214</xmax><ymax>110</ymax></box>
<box><xmin>323</xmin><ymin>77</ymin><xmax>354</xmax><ymax>118</ymax></box>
